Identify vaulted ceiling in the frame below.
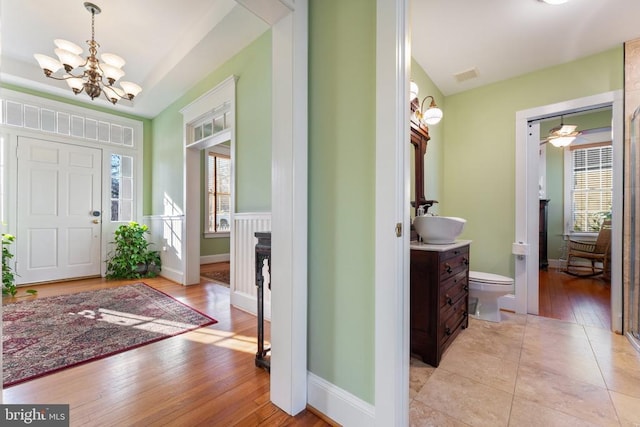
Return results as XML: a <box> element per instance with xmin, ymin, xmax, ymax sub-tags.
<box><xmin>3</xmin><ymin>0</ymin><xmax>639</xmax><ymax>119</ymax></box>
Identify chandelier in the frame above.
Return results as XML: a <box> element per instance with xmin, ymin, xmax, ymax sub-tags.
<box><xmin>34</xmin><ymin>2</ymin><xmax>142</xmax><ymax>105</ymax></box>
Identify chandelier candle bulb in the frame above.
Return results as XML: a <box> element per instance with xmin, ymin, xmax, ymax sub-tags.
<box><xmin>33</xmin><ymin>2</ymin><xmax>142</xmax><ymax>105</ymax></box>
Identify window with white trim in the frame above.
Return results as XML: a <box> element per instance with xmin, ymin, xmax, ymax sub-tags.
<box><xmin>205</xmin><ymin>146</ymin><xmax>231</xmax><ymax>235</ymax></box>
<box><xmin>566</xmin><ymin>142</ymin><xmax>612</xmax><ymax>233</ymax></box>
<box><xmin>111</xmin><ymin>153</ymin><xmax>133</xmax><ymax>222</ymax></box>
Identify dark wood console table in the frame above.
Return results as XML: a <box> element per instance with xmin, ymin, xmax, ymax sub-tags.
<box><xmin>255</xmin><ymin>231</ymin><xmax>271</xmax><ymax>372</ymax></box>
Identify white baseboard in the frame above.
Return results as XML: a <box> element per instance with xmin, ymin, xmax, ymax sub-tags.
<box><xmin>230</xmin><ymin>290</ymin><xmax>271</xmax><ymax>321</ymax></box>
<box><xmin>200</xmin><ymin>253</ymin><xmax>230</xmax><ymax>264</ymax></box>
<box><xmin>307</xmin><ymin>372</ymin><xmax>375</xmax><ymax>426</ymax></box>
<box><xmin>160</xmin><ymin>265</ymin><xmax>184</xmax><ymax>285</ymax></box>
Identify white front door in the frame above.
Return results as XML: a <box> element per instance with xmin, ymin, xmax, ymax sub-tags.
<box><xmin>16</xmin><ymin>137</ymin><xmax>102</xmax><ymax>284</ymax></box>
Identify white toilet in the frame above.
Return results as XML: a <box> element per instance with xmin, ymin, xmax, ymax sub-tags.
<box><xmin>468</xmin><ymin>271</ymin><xmax>514</xmax><ymax>322</ymax></box>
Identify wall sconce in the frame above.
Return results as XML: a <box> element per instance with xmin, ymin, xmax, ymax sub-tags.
<box><xmin>410</xmin><ymin>81</ymin><xmax>443</xmax><ymax>126</ymax></box>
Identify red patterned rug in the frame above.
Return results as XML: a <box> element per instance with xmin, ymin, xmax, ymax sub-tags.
<box><xmin>201</xmin><ymin>268</ymin><xmax>230</xmax><ymax>287</ymax></box>
<box><xmin>2</xmin><ymin>283</ymin><xmax>217</xmax><ymax>387</ymax></box>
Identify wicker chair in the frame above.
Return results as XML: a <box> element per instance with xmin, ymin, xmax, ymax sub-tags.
<box><xmin>565</xmin><ymin>219</ymin><xmax>611</xmax><ymax>277</ymax></box>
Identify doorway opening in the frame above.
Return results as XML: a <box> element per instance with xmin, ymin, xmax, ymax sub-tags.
<box><xmin>537</xmin><ymin>109</ymin><xmax>613</xmax><ymax>329</ymax></box>
<box><xmin>514</xmin><ymin>91</ymin><xmax>623</xmax><ymax>333</ymax></box>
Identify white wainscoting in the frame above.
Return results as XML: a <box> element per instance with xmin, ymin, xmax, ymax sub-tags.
<box><xmin>231</xmin><ymin>212</ymin><xmax>272</xmax><ymax>318</ymax></box>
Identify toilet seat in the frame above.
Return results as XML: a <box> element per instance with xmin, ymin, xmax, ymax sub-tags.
<box><xmin>469</xmin><ymin>271</ymin><xmax>513</xmax><ymax>285</ymax></box>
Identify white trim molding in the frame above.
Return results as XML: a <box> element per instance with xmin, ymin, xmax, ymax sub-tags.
<box><xmin>200</xmin><ymin>254</ymin><xmax>230</xmax><ymax>264</ymax></box>
<box><xmin>269</xmin><ymin>0</ymin><xmax>309</xmax><ymax>415</ymax></box>
<box><xmin>375</xmin><ymin>0</ymin><xmax>410</xmax><ymax>425</ymax></box>
<box><xmin>181</xmin><ymin>75</ymin><xmax>237</xmax><ymax>287</ymax></box>
<box><xmin>307</xmin><ymin>372</ymin><xmax>375</xmax><ymax>426</ymax></box>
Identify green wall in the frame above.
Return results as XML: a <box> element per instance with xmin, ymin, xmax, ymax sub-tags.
<box><xmin>0</xmin><ymin>83</ymin><xmax>153</xmax><ymax>214</ymax></box>
<box><xmin>150</xmin><ymin>31</ymin><xmax>272</xmax><ymax>257</ymax></box>
<box><xmin>410</xmin><ymin>59</ymin><xmax>445</xmax><ymax>216</ymax></box>
<box><xmin>441</xmin><ymin>47</ymin><xmax>623</xmax><ymax>277</ymax></box>
<box><xmin>308</xmin><ymin>0</ymin><xmax>375</xmax><ymax>404</ymax></box>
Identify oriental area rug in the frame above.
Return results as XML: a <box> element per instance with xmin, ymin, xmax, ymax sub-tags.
<box><xmin>200</xmin><ymin>268</ymin><xmax>230</xmax><ymax>287</ymax></box>
<box><xmin>2</xmin><ymin>283</ymin><xmax>217</xmax><ymax>387</ymax></box>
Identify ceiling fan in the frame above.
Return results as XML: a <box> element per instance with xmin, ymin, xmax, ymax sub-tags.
<box><xmin>540</xmin><ymin>115</ymin><xmax>581</xmax><ymax>147</ymax></box>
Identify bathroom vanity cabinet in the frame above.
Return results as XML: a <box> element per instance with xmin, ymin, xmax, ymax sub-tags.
<box><xmin>410</xmin><ymin>241</ymin><xmax>471</xmax><ymax>367</ymax></box>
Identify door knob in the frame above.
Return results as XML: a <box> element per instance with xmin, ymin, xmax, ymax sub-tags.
<box><xmin>93</xmin><ymin>219</ymin><xmax>100</xmax><ymax>224</ymax></box>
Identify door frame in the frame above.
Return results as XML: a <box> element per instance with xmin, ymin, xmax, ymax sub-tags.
<box><xmin>181</xmin><ymin>1</ymin><xmax>309</xmax><ymax>416</ymax></box>
<box><xmin>514</xmin><ymin>90</ymin><xmax>623</xmax><ymax>332</ymax></box>
<box><xmin>375</xmin><ymin>0</ymin><xmax>410</xmax><ymax>425</ymax></box>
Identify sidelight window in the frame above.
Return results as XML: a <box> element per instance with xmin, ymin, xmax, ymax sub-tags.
<box><xmin>110</xmin><ymin>153</ymin><xmax>133</xmax><ymax>222</ymax></box>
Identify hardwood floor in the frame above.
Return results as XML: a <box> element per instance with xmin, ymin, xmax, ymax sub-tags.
<box><xmin>539</xmin><ymin>267</ymin><xmax>611</xmax><ymax>329</ymax></box>
<box><xmin>2</xmin><ymin>267</ymin><xmax>331</xmax><ymax>427</ymax></box>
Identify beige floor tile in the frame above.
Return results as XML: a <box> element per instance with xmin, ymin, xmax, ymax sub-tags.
<box><xmin>514</xmin><ymin>364</ymin><xmax>620</xmax><ymax>427</ymax></box>
<box><xmin>596</xmin><ymin>353</ymin><xmax>640</xmax><ymax>398</ymax></box>
<box><xmin>410</xmin><ymin>398</ymin><xmax>471</xmax><ymax>427</ymax></box>
<box><xmin>508</xmin><ymin>396</ymin><xmax>603</xmax><ymax>427</ymax></box>
<box><xmin>414</xmin><ymin>369</ymin><xmax>513</xmax><ymax>427</ymax></box>
<box><xmin>609</xmin><ymin>390</ymin><xmax>640</xmax><ymax>427</ymax></box>
<box><xmin>525</xmin><ymin>314</ymin><xmax>589</xmax><ymax>339</ymax></box>
<box><xmin>523</xmin><ymin>325</ymin><xmax>594</xmax><ymax>354</ymax></box>
<box><xmin>438</xmin><ymin>344</ymin><xmax>518</xmax><ymax>393</ymax></box>
<box><xmin>469</xmin><ymin>318</ymin><xmax>526</xmax><ymax>343</ymax></box>
<box><xmin>586</xmin><ymin>327</ymin><xmax>640</xmax><ymax>359</ymax></box>
<box><xmin>519</xmin><ymin>340</ymin><xmax>605</xmax><ymax>388</ymax></box>
<box><xmin>451</xmin><ymin>326</ymin><xmax>522</xmax><ymax>362</ymax></box>
<box><xmin>410</xmin><ymin>357</ymin><xmax>436</xmax><ymax>400</ymax></box>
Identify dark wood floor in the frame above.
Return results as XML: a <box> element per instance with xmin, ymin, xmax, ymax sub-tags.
<box><xmin>2</xmin><ymin>265</ymin><xmax>331</xmax><ymax>427</ymax></box>
<box><xmin>539</xmin><ymin>267</ymin><xmax>611</xmax><ymax>330</ymax></box>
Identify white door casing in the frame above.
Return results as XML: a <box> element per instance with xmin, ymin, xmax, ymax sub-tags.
<box><xmin>16</xmin><ymin>137</ymin><xmax>102</xmax><ymax>284</ymax></box>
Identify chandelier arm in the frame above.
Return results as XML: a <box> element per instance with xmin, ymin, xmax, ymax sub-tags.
<box><xmin>43</xmin><ymin>71</ymin><xmax>85</xmax><ymax>81</ymax></box>
<box><xmin>102</xmin><ymin>85</ymin><xmax>130</xmax><ymax>104</ymax></box>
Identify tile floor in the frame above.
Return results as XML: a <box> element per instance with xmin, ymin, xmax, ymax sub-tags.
<box><xmin>410</xmin><ymin>313</ymin><xmax>640</xmax><ymax>426</ymax></box>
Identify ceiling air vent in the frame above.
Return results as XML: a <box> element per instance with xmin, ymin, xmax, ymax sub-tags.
<box><xmin>454</xmin><ymin>67</ymin><xmax>479</xmax><ymax>83</ymax></box>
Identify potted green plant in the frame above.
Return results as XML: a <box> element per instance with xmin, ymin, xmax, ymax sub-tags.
<box><xmin>105</xmin><ymin>222</ymin><xmax>162</xmax><ymax>279</ymax></box>
<box><xmin>2</xmin><ymin>233</ymin><xmax>37</xmax><ymax>297</ymax></box>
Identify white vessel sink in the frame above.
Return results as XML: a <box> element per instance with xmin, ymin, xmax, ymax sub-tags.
<box><xmin>413</xmin><ymin>216</ymin><xmax>466</xmax><ymax>244</ymax></box>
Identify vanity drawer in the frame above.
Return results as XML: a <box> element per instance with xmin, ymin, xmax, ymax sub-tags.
<box><xmin>440</xmin><ymin>245</ymin><xmax>469</xmax><ymax>261</ymax></box>
<box><xmin>439</xmin><ymin>271</ymin><xmax>468</xmax><ymax>310</ymax></box>
<box><xmin>439</xmin><ymin>297</ymin><xmax>468</xmax><ymax>344</ymax></box>
<box><xmin>439</xmin><ymin>250</ymin><xmax>469</xmax><ymax>280</ymax></box>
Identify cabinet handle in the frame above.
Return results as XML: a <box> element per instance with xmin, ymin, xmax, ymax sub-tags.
<box><xmin>463</xmin><ymin>285</ymin><xmax>469</xmax><ymax>291</ymax></box>
<box><xmin>463</xmin><ymin>310</ymin><xmax>468</xmax><ymax>318</ymax></box>
<box><xmin>445</xmin><ymin>326</ymin><xmax>452</xmax><ymax>336</ymax></box>
<box><xmin>463</xmin><ymin>257</ymin><xmax>469</xmax><ymax>266</ymax></box>
<box><xmin>444</xmin><ymin>263</ymin><xmax>452</xmax><ymax>273</ymax></box>
<box><xmin>445</xmin><ymin>295</ymin><xmax>453</xmax><ymax>305</ymax></box>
